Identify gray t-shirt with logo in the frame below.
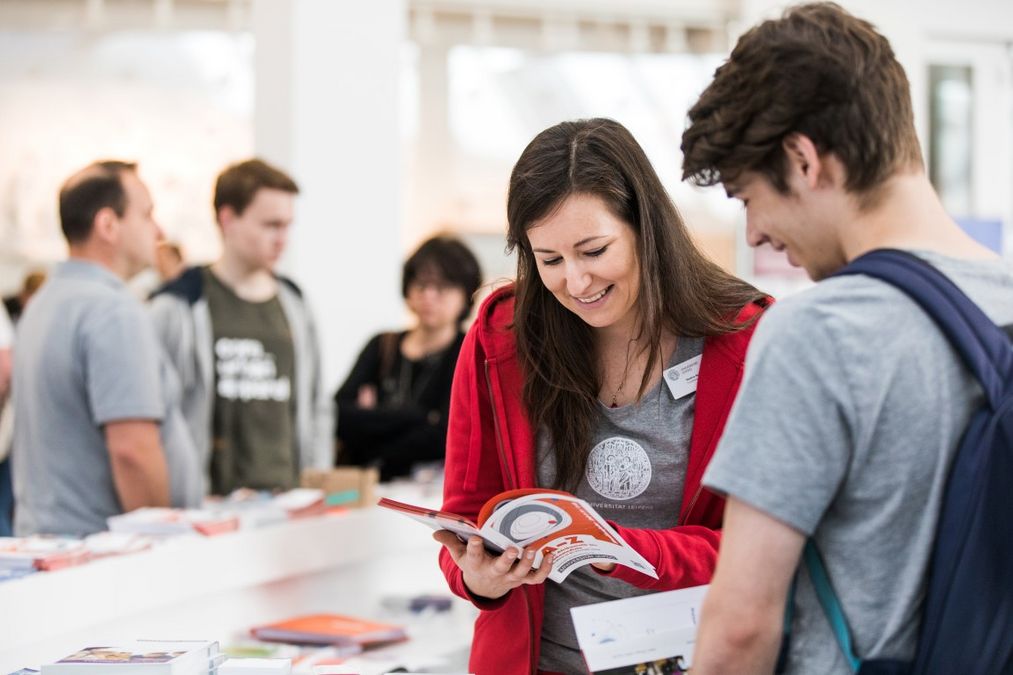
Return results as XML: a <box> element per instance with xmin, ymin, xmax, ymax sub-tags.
<box><xmin>12</xmin><ymin>260</ymin><xmax>201</xmax><ymax>537</ymax></box>
<box><xmin>704</xmin><ymin>251</ymin><xmax>1013</xmax><ymax>674</ymax></box>
<box><xmin>537</xmin><ymin>336</ymin><xmax>704</xmax><ymax>673</ymax></box>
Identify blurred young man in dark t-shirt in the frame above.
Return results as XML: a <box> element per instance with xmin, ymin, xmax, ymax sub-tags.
<box><xmin>150</xmin><ymin>159</ymin><xmax>332</xmax><ymax>494</ymax></box>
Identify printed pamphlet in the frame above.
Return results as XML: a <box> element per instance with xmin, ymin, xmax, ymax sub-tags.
<box><xmin>570</xmin><ymin>584</ymin><xmax>708</xmax><ymax>674</ymax></box>
<box><xmin>250</xmin><ymin>613</ymin><xmax>406</xmax><ymax>649</ymax></box>
<box><xmin>378</xmin><ymin>488</ymin><xmax>657</xmax><ymax>583</ymax></box>
<box><xmin>0</xmin><ymin>536</ymin><xmax>90</xmax><ymax>571</ymax></box>
<box><xmin>40</xmin><ymin>639</ymin><xmax>220</xmax><ymax>674</ymax></box>
<box><xmin>107</xmin><ymin>507</ymin><xmax>240</xmax><ymax>537</ymax></box>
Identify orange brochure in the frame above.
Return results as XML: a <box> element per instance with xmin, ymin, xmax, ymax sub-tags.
<box><xmin>379</xmin><ymin>488</ymin><xmax>657</xmax><ymax>582</ymax></box>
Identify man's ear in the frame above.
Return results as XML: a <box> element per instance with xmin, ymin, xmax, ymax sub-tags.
<box><xmin>216</xmin><ymin>206</ymin><xmax>236</xmax><ymax>233</ymax></box>
<box><xmin>782</xmin><ymin>133</ymin><xmax>823</xmax><ymax>190</ymax></box>
<box><xmin>91</xmin><ymin>206</ymin><xmax>119</xmax><ymax>245</ymax></box>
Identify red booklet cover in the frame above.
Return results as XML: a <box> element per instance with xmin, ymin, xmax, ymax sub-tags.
<box><xmin>250</xmin><ymin>614</ymin><xmax>407</xmax><ymax>648</ymax></box>
<box><xmin>378</xmin><ymin>488</ymin><xmax>659</xmax><ymax>583</ymax></box>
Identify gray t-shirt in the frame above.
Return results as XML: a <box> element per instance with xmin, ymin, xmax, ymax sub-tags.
<box><xmin>704</xmin><ymin>251</ymin><xmax>1013</xmax><ymax>674</ymax></box>
<box><xmin>12</xmin><ymin>260</ymin><xmax>201</xmax><ymax>537</ymax></box>
<box><xmin>537</xmin><ymin>337</ymin><xmax>704</xmax><ymax>673</ymax></box>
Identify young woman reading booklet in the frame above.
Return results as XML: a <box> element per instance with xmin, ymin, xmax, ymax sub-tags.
<box><xmin>433</xmin><ymin>118</ymin><xmax>771</xmax><ymax>675</ymax></box>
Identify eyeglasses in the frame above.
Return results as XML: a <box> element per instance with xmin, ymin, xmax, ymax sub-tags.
<box><xmin>408</xmin><ymin>279</ymin><xmax>458</xmax><ymax>294</ymax></box>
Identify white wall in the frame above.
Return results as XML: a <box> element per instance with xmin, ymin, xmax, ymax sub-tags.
<box><xmin>0</xmin><ymin>31</ymin><xmax>253</xmax><ymax>293</ymax></box>
<box><xmin>739</xmin><ymin>0</ymin><xmax>1013</xmax><ymax>248</ymax></box>
<box><xmin>253</xmin><ymin>0</ymin><xmax>407</xmax><ymax>391</ymax></box>
<box><xmin>1</xmin><ymin>0</ymin><xmax>1010</xmax><ymax>336</ymax></box>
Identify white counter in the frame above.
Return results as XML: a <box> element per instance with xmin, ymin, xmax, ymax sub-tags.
<box><xmin>0</xmin><ymin>497</ymin><xmax>475</xmax><ymax>673</ymax></box>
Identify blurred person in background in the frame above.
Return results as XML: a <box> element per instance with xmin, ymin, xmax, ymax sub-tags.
<box><xmin>131</xmin><ymin>238</ymin><xmax>186</xmax><ymax>300</ymax></box>
<box><xmin>150</xmin><ymin>159</ymin><xmax>332</xmax><ymax>496</ymax></box>
<box><xmin>3</xmin><ymin>269</ymin><xmax>47</xmax><ymax>323</ymax></box>
<box><xmin>154</xmin><ymin>240</ymin><xmax>186</xmax><ymax>285</ymax></box>
<box><xmin>0</xmin><ymin>303</ymin><xmax>12</xmax><ymax>535</ymax></box>
<box><xmin>334</xmin><ymin>234</ymin><xmax>482</xmax><ymax>481</ymax></box>
<box><xmin>12</xmin><ymin>160</ymin><xmax>201</xmax><ymax>536</ymax></box>
<box><xmin>0</xmin><ymin>271</ymin><xmax>46</xmax><ymax>535</ymax></box>
<box><xmin>0</xmin><ymin>304</ymin><xmax>10</xmax><ymax>403</ymax></box>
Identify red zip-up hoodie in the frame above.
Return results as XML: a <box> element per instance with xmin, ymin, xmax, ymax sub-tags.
<box><xmin>439</xmin><ymin>285</ymin><xmax>768</xmax><ymax>675</ymax></box>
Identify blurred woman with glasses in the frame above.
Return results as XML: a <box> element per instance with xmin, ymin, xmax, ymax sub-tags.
<box><xmin>334</xmin><ymin>234</ymin><xmax>482</xmax><ymax>481</ymax></box>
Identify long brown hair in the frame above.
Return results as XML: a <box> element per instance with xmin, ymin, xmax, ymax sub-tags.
<box><xmin>506</xmin><ymin>118</ymin><xmax>764</xmax><ymax>490</ymax></box>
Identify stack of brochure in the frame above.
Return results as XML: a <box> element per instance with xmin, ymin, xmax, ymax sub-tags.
<box><xmin>202</xmin><ymin>489</ymin><xmax>327</xmax><ymax>529</ymax></box>
<box><xmin>40</xmin><ymin>640</ymin><xmax>223</xmax><ymax>674</ymax></box>
<box><xmin>82</xmin><ymin>532</ymin><xmax>153</xmax><ymax>559</ymax></box>
<box><xmin>222</xmin><ymin>640</ymin><xmax>361</xmax><ymax>671</ymax></box>
<box><xmin>0</xmin><ymin>533</ymin><xmax>152</xmax><ymax>579</ymax></box>
<box><xmin>218</xmin><ymin>658</ymin><xmax>291</xmax><ymax>674</ymax></box>
<box><xmin>250</xmin><ymin>614</ymin><xmax>406</xmax><ymax>650</ymax></box>
<box><xmin>110</xmin><ymin>489</ymin><xmax>329</xmax><ymax>535</ymax></box>
<box><xmin>0</xmin><ymin>566</ymin><xmax>36</xmax><ymax>583</ymax></box>
<box><xmin>0</xmin><ymin>536</ymin><xmax>90</xmax><ymax>572</ymax></box>
<box><xmin>107</xmin><ymin>508</ymin><xmax>240</xmax><ymax>537</ymax></box>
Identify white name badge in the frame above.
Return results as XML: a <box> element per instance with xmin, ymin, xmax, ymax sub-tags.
<box><xmin>664</xmin><ymin>354</ymin><xmax>702</xmax><ymax>400</ymax></box>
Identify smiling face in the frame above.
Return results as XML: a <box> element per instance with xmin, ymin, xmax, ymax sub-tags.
<box><xmin>729</xmin><ymin>170</ymin><xmax>847</xmax><ymax>281</ymax></box>
<box><xmin>526</xmin><ymin>193</ymin><xmax>641</xmax><ymax>337</ymax></box>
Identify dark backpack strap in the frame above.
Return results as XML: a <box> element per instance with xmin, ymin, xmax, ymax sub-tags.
<box><xmin>835</xmin><ymin>249</ymin><xmax>1013</xmax><ymax>407</ymax></box>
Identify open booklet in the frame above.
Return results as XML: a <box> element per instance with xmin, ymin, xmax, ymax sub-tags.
<box><xmin>571</xmin><ymin>584</ymin><xmax>708</xmax><ymax>674</ymax></box>
<box><xmin>378</xmin><ymin>488</ymin><xmax>657</xmax><ymax>583</ymax></box>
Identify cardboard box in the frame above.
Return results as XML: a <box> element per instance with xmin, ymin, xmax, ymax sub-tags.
<box><xmin>301</xmin><ymin>467</ymin><xmax>379</xmax><ymax>509</ymax></box>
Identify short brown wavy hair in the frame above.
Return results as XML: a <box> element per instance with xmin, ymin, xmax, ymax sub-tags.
<box><xmin>682</xmin><ymin>2</ymin><xmax>922</xmax><ymax>206</ymax></box>
<box><xmin>213</xmin><ymin>158</ymin><xmax>299</xmax><ymax>219</ymax></box>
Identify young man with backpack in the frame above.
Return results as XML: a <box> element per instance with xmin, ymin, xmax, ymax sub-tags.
<box><xmin>681</xmin><ymin>3</ymin><xmax>1013</xmax><ymax>674</ymax></box>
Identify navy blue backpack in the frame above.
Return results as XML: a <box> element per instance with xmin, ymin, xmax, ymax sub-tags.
<box><xmin>780</xmin><ymin>248</ymin><xmax>1013</xmax><ymax>674</ymax></box>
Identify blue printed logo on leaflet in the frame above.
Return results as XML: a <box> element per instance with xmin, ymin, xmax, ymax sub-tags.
<box><xmin>215</xmin><ymin>337</ymin><xmax>291</xmax><ymax>402</ymax></box>
<box><xmin>586</xmin><ymin>437</ymin><xmax>651</xmax><ymax>501</ymax></box>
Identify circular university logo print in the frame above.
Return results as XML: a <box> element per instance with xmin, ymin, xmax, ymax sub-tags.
<box><xmin>586</xmin><ymin>437</ymin><xmax>652</xmax><ymax>501</ymax></box>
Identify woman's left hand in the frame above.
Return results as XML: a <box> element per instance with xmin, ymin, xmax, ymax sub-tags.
<box><xmin>433</xmin><ymin>530</ymin><xmax>553</xmax><ymax>600</ymax></box>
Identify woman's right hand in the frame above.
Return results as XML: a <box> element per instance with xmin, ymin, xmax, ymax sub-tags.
<box><xmin>433</xmin><ymin>530</ymin><xmax>553</xmax><ymax>600</ymax></box>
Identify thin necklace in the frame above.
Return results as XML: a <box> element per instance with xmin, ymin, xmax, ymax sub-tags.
<box><xmin>607</xmin><ymin>339</ymin><xmax>637</xmax><ymax>408</ymax></box>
